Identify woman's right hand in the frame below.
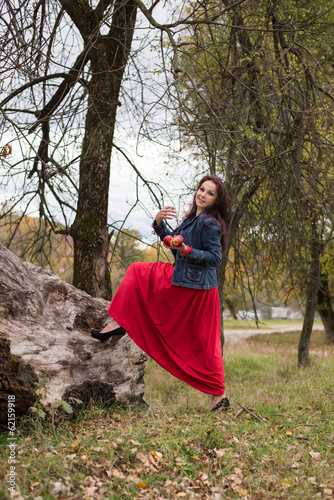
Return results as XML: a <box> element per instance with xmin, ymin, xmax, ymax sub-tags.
<box><xmin>155</xmin><ymin>206</ymin><xmax>176</xmax><ymax>225</ymax></box>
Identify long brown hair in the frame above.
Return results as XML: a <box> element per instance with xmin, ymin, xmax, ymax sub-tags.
<box><xmin>183</xmin><ymin>175</ymin><xmax>228</xmax><ymax>251</ymax></box>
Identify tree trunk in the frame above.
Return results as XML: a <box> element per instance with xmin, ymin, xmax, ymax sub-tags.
<box><xmin>0</xmin><ymin>243</ymin><xmax>147</xmax><ymax>424</ymax></box>
<box><xmin>298</xmin><ymin>218</ymin><xmax>322</xmax><ymax>367</ymax></box>
<box><xmin>224</xmin><ymin>298</ymin><xmax>238</xmax><ymax>319</ymax></box>
<box><xmin>316</xmin><ymin>272</ymin><xmax>334</xmax><ymax>344</ymax></box>
<box><xmin>71</xmin><ymin>1</ymin><xmax>137</xmax><ymax>299</ymax></box>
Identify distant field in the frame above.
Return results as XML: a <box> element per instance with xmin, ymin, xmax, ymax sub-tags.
<box><xmin>246</xmin><ymin>329</ymin><xmax>334</xmax><ymax>350</ymax></box>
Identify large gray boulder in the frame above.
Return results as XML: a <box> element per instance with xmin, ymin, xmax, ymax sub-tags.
<box><xmin>0</xmin><ymin>243</ymin><xmax>147</xmax><ymax>423</ymax></box>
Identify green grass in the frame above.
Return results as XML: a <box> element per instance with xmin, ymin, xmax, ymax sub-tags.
<box><xmin>1</xmin><ymin>347</ymin><xmax>334</xmax><ymax>499</ymax></box>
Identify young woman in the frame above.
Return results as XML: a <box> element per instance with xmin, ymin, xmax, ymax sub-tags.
<box><xmin>91</xmin><ymin>175</ymin><xmax>229</xmax><ymax>412</ymax></box>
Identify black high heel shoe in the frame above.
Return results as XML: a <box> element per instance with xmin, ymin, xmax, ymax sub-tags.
<box><xmin>211</xmin><ymin>397</ymin><xmax>230</xmax><ymax>412</ymax></box>
<box><xmin>91</xmin><ymin>326</ymin><xmax>126</xmax><ymax>341</ymax></box>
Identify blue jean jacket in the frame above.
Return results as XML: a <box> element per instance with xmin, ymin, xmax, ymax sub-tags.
<box><xmin>152</xmin><ymin>212</ymin><xmax>222</xmax><ymax>289</ymax></box>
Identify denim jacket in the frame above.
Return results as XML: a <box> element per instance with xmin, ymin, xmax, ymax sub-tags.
<box><xmin>152</xmin><ymin>211</ymin><xmax>222</xmax><ymax>290</ymax></box>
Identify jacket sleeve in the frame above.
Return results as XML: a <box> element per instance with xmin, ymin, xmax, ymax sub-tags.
<box><xmin>152</xmin><ymin>219</ymin><xmax>175</xmax><ymax>240</ymax></box>
<box><xmin>183</xmin><ymin>217</ymin><xmax>222</xmax><ymax>267</ymax></box>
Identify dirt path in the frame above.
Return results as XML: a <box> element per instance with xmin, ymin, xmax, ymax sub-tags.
<box><xmin>224</xmin><ymin>323</ymin><xmax>324</xmax><ymax>345</ymax></box>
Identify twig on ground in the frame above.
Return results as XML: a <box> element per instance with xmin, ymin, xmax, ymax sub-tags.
<box><xmin>288</xmin><ymin>423</ymin><xmax>318</xmax><ymax>430</ymax></box>
<box><xmin>234</xmin><ymin>408</ymin><xmax>246</xmax><ymax>419</ymax></box>
<box><xmin>236</xmin><ymin>402</ymin><xmax>266</xmax><ymax>422</ymax></box>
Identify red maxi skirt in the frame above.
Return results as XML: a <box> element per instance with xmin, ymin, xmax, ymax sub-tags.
<box><xmin>108</xmin><ymin>261</ymin><xmax>225</xmax><ymax>395</ymax></box>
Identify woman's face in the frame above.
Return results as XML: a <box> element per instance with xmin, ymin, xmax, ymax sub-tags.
<box><xmin>195</xmin><ymin>180</ymin><xmax>218</xmax><ymax>214</ymax></box>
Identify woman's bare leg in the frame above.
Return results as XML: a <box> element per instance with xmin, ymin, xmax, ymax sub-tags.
<box><xmin>100</xmin><ymin>318</ymin><xmax>121</xmax><ymax>333</ymax></box>
<box><xmin>210</xmin><ymin>394</ymin><xmax>229</xmax><ymax>411</ymax></box>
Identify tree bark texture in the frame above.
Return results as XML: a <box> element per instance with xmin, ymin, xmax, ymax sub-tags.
<box><xmin>316</xmin><ymin>272</ymin><xmax>334</xmax><ymax>344</ymax></box>
<box><xmin>0</xmin><ymin>243</ymin><xmax>147</xmax><ymax>424</ymax></box>
<box><xmin>66</xmin><ymin>0</ymin><xmax>137</xmax><ymax>299</ymax></box>
<box><xmin>298</xmin><ymin>219</ymin><xmax>322</xmax><ymax>367</ymax></box>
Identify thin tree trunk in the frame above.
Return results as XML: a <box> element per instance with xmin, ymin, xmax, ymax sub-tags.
<box><xmin>298</xmin><ymin>218</ymin><xmax>322</xmax><ymax>367</ymax></box>
<box><xmin>224</xmin><ymin>298</ymin><xmax>238</xmax><ymax>319</ymax></box>
<box><xmin>316</xmin><ymin>272</ymin><xmax>334</xmax><ymax>344</ymax></box>
<box><xmin>71</xmin><ymin>1</ymin><xmax>137</xmax><ymax>299</ymax></box>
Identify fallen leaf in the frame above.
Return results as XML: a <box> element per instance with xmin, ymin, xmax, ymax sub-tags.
<box><xmin>136</xmin><ymin>451</ymin><xmax>154</xmax><ymax>468</ymax></box>
<box><xmin>309</xmin><ymin>451</ymin><xmax>321</xmax><ymax>460</ymax></box>
<box><xmin>291</xmin><ymin>463</ymin><xmax>300</xmax><ymax>469</ymax></box>
<box><xmin>112</xmin><ymin>469</ymin><xmax>125</xmax><ymax>479</ymax></box>
<box><xmin>280</xmin><ymin>477</ymin><xmax>293</xmax><ymax>487</ymax></box>
<box><xmin>85</xmin><ymin>486</ymin><xmax>97</xmax><ymax>496</ymax></box>
<box><xmin>214</xmin><ymin>449</ymin><xmax>226</xmax><ymax>457</ymax></box>
<box><xmin>233</xmin><ymin>467</ymin><xmax>243</xmax><ymax>476</ymax></box>
<box><xmin>230</xmin><ymin>485</ymin><xmax>250</xmax><ymax>498</ymax></box>
<box><xmin>135</xmin><ymin>482</ymin><xmax>147</xmax><ymax>489</ymax></box>
<box><xmin>293</xmin><ymin>452</ymin><xmax>303</xmax><ymax>462</ymax></box>
<box><xmin>152</xmin><ymin>450</ymin><xmax>163</xmax><ymax>460</ymax></box>
<box><xmin>228</xmin><ymin>474</ymin><xmax>242</xmax><ymax>485</ymax></box>
<box><xmin>51</xmin><ymin>481</ymin><xmax>70</xmax><ymax>495</ymax></box>
<box><xmin>308</xmin><ymin>476</ymin><xmax>317</xmax><ymax>485</ymax></box>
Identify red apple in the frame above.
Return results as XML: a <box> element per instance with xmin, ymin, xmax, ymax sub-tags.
<box><xmin>163</xmin><ymin>235</ymin><xmax>173</xmax><ymax>246</ymax></box>
<box><xmin>172</xmin><ymin>235</ymin><xmax>184</xmax><ymax>247</ymax></box>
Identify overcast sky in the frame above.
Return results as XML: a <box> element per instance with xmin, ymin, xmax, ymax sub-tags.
<box><xmin>0</xmin><ymin>2</ymin><xmax>206</xmax><ymax>246</ymax></box>
<box><xmin>107</xmin><ymin>136</ymin><xmax>202</xmax><ymax>245</ymax></box>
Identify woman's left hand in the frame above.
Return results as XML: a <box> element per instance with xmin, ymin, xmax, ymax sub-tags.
<box><xmin>163</xmin><ymin>241</ymin><xmax>187</xmax><ymax>252</ymax></box>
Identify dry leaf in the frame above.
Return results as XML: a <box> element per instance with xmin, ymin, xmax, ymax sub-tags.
<box><xmin>85</xmin><ymin>486</ymin><xmax>97</xmax><ymax>496</ymax></box>
<box><xmin>308</xmin><ymin>477</ymin><xmax>317</xmax><ymax>485</ymax></box>
<box><xmin>135</xmin><ymin>482</ymin><xmax>147</xmax><ymax>489</ymax></box>
<box><xmin>233</xmin><ymin>467</ymin><xmax>243</xmax><ymax>476</ymax></box>
<box><xmin>291</xmin><ymin>462</ymin><xmax>300</xmax><ymax>469</ymax></box>
<box><xmin>51</xmin><ymin>481</ymin><xmax>70</xmax><ymax>495</ymax></box>
<box><xmin>177</xmin><ymin>493</ymin><xmax>187</xmax><ymax>497</ymax></box>
<box><xmin>214</xmin><ymin>448</ymin><xmax>226</xmax><ymax>457</ymax></box>
<box><xmin>230</xmin><ymin>485</ymin><xmax>250</xmax><ymax>498</ymax></box>
<box><xmin>84</xmin><ymin>476</ymin><xmax>95</xmax><ymax>486</ymax></box>
<box><xmin>280</xmin><ymin>477</ymin><xmax>293</xmax><ymax>487</ymax></box>
<box><xmin>293</xmin><ymin>452</ymin><xmax>303</xmax><ymax>462</ymax></box>
<box><xmin>309</xmin><ymin>451</ymin><xmax>321</xmax><ymax>460</ymax></box>
<box><xmin>136</xmin><ymin>452</ymin><xmax>151</xmax><ymax>468</ymax></box>
<box><xmin>228</xmin><ymin>474</ymin><xmax>242</xmax><ymax>485</ymax></box>
<box><xmin>112</xmin><ymin>469</ymin><xmax>125</xmax><ymax>479</ymax></box>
